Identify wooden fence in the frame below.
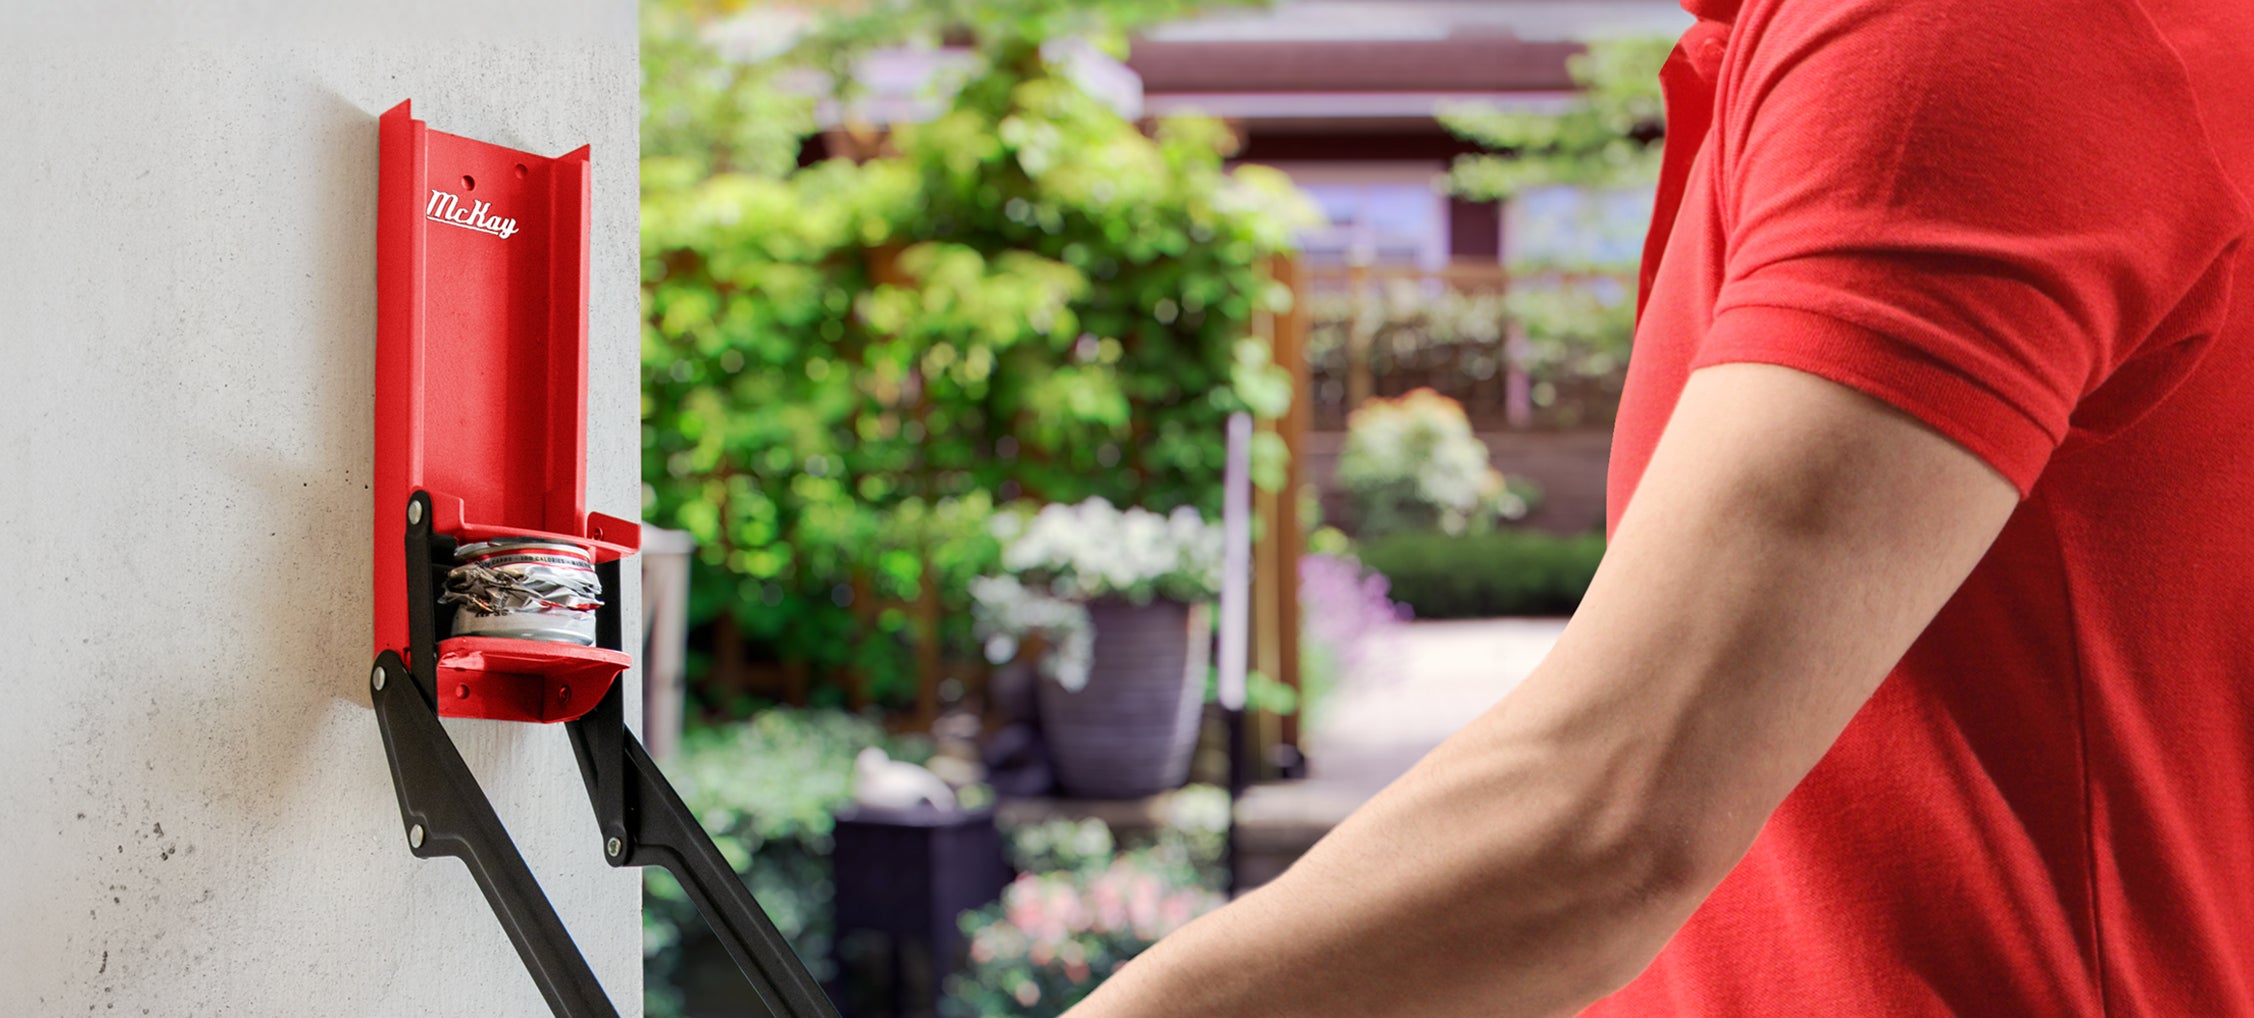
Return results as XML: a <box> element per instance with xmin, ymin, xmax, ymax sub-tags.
<box><xmin>1305</xmin><ymin>260</ymin><xmax>1635</xmax><ymax>433</ymax></box>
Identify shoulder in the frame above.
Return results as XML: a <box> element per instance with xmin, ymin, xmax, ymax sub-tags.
<box><xmin>1715</xmin><ymin>0</ymin><xmax>2216</xmax><ymax>170</ymax></box>
<box><xmin>1724</xmin><ymin>0</ymin><xmax>2185</xmax><ymax>83</ymax></box>
<box><xmin>1732</xmin><ymin>0</ymin><xmax>2157</xmax><ymax>40</ymax></box>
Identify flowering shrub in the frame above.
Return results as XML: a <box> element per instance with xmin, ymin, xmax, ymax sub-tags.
<box><xmin>1297</xmin><ymin>553</ymin><xmax>1411</xmax><ymax>725</ymax></box>
<box><xmin>994</xmin><ymin>498</ymin><xmax>1224</xmax><ymax>603</ymax></box>
<box><xmin>945</xmin><ymin>787</ymin><xmax>1231</xmax><ymax>1017</ymax></box>
<box><xmin>972</xmin><ymin>498</ymin><xmax>1223</xmax><ymax>690</ymax></box>
<box><xmin>1336</xmin><ymin>388</ymin><xmax>1529</xmax><ymax>537</ymax></box>
<box><xmin>945</xmin><ymin>858</ymin><xmax>1221</xmax><ymax>1017</ymax></box>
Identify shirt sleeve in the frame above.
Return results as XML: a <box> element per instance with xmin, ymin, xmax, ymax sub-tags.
<box><xmin>1691</xmin><ymin>0</ymin><xmax>2248</xmax><ymax>494</ymax></box>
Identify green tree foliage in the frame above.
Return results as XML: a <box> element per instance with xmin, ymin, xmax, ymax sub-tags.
<box><xmin>1423</xmin><ymin>35</ymin><xmax>1673</xmax><ymax>429</ymax></box>
<box><xmin>640</xmin><ymin>0</ymin><xmax>1314</xmax><ymax>709</ymax></box>
<box><xmin>1438</xmin><ymin>35</ymin><xmax>1673</xmax><ymax>202</ymax></box>
<box><xmin>803</xmin><ymin>0</ymin><xmax>1258</xmax><ymax>74</ymax></box>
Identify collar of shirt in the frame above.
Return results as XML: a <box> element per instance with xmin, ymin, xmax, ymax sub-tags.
<box><xmin>1637</xmin><ymin>7</ymin><xmax>1734</xmax><ymax>322</ymax></box>
<box><xmin>1681</xmin><ymin>0</ymin><xmax>1742</xmax><ymax>24</ymax></box>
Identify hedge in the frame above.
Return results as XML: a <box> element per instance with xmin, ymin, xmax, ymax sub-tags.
<box><xmin>1358</xmin><ymin>530</ymin><xmax>1606</xmax><ymax>619</ymax></box>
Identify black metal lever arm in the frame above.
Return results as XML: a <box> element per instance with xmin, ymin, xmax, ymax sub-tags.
<box><xmin>566</xmin><ymin>671</ymin><xmax>843</xmax><ymax>1018</ymax></box>
<box><xmin>370</xmin><ymin>649</ymin><xmax>622</xmax><ymax>1018</ymax></box>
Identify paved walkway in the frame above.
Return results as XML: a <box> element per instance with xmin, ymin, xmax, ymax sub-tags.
<box><xmin>1235</xmin><ymin>617</ymin><xmax>1568</xmax><ymax>886</ymax></box>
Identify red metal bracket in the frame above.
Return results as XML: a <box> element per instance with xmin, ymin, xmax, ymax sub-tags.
<box><xmin>367</xmin><ymin>103</ymin><xmax>844</xmax><ymax>1018</ymax></box>
<box><xmin>376</xmin><ymin>100</ymin><xmax>638</xmax><ymax>722</ymax></box>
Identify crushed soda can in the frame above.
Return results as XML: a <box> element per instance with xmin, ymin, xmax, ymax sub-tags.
<box><xmin>440</xmin><ymin>539</ymin><xmax>604</xmax><ymax>646</ymax></box>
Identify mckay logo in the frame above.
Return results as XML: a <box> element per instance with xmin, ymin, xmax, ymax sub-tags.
<box><xmin>425</xmin><ymin>189</ymin><xmax>520</xmax><ymax>239</ymax></box>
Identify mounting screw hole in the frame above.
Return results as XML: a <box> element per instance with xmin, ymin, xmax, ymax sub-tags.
<box><xmin>461</xmin><ymin>174</ymin><xmax>476</xmax><ymax>191</ymax></box>
<box><xmin>513</xmin><ymin>163</ymin><xmax>528</xmax><ymax>179</ymax></box>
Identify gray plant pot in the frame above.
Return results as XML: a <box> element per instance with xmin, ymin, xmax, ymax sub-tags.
<box><xmin>1036</xmin><ymin>598</ymin><xmax>1211</xmax><ymax>799</ymax></box>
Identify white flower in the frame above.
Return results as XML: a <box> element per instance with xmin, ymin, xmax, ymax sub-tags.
<box><xmin>971</xmin><ymin>497</ymin><xmax>1224</xmax><ymax>687</ymax></box>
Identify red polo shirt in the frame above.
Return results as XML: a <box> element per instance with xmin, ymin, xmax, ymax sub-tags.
<box><xmin>1586</xmin><ymin>0</ymin><xmax>2254</xmax><ymax>1014</ymax></box>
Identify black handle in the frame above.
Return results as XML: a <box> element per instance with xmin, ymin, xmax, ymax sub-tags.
<box><xmin>371</xmin><ymin>650</ymin><xmax>620</xmax><ymax>1017</ymax></box>
<box><xmin>566</xmin><ymin>672</ymin><xmax>841</xmax><ymax>1018</ymax></box>
<box><xmin>630</xmin><ymin>734</ymin><xmax>842</xmax><ymax>1018</ymax></box>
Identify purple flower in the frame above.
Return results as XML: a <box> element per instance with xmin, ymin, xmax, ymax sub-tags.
<box><xmin>1299</xmin><ymin>553</ymin><xmax>1410</xmax><ymax>684</ymax></box>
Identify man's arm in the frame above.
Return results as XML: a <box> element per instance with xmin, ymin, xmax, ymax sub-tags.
<box><xmin>1065</xmin><ymin>362</ymin><xmax>2021</xmax><ymax>1017</ymax></box>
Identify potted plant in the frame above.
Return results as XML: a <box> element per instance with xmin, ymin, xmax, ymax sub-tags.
<box><xmin>973</xmin><ymin>499</ymin><xmax>1222</xmax><ymax>799</ymax></box>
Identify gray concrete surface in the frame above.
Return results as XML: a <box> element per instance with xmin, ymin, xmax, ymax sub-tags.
<box><xmin>0</xmin><ymin>5</ymin><xmax>645</xmax><ymax>1014</ymax></box>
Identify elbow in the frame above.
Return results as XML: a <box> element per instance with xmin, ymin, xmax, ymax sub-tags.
<box><xmin>1535</xmin><ymin>814</ymin><xmax>1729</xmax><ymax>1001</ymax></box>
<box><xmin>1543</xmin><ymin>770</ymin><xmax>1732</xmax><ymax>911</ymax></box>
<box><xmin>1600</xmin><ymin>813</ymin><xmax>1732</xmax><ymax>918</ymax></box>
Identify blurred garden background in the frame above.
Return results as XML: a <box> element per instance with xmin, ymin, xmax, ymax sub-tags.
<box><xmin>635</xmin><ymin>1</ymin><xmax>1688</xmax><ymax>1014</ymax></box>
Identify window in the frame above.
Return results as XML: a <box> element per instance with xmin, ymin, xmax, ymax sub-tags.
<box><xmin>1505</xmin><ymin>184</ymin><xmax>1654</xmax><ymax>267</ymax></box>
<box><xmin>1257</xmin><ymin>162</ymin><xmax>1451</xmax><ymax>269</ymax></box>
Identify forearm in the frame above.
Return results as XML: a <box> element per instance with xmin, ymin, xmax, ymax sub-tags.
<box><xmin>1071</xmin><ymin>693</ymin><xmax>1711</xmax><ymax>1017</ymax></box>
<box><xmin>1072</xmin><ymin>577</ymin><xmax>1751</xmax><ymax>1018</ymax></box>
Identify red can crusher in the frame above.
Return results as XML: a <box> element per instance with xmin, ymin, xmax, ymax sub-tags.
<box><xmin>367</xmin><ymin>100</ymin><xmax>840</xmax><ymax>1018</ymax></box>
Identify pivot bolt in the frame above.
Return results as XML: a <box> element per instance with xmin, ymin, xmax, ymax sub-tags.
<box><xmin>371</xmin><ymin>664</ymin><xmax>386</xmax><ymax>691</ymax></box>
<box><xmin>407</xmin><ymin>501</ymin><xmax>424</xmax><ymax>525</ymax></box>
<box><xmin>606</xmin><ymin>837</ymin><xmax>623</xmax><ymax>859</ymax></box>
<box><xmin>409</xmin><ymin>824</ymin><xmax>426</xmax><ymax>849</ymax></box>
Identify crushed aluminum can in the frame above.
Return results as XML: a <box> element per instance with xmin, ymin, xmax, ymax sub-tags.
<box><xmin>440</xmin><ymin>539</ymin><xmax>604</xmax><ymax>646</ymax></box>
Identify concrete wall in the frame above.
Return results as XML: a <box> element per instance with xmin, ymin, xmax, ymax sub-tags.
<box><xmin>0</xmin><ymin>4</ymin><xmax>644</xmax><ymax>1014</ymax></box>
